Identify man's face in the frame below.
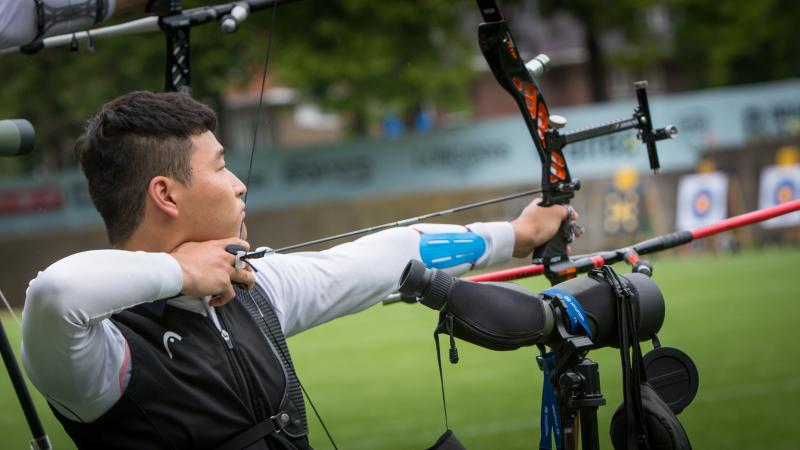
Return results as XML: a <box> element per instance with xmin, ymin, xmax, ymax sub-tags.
<box><xmin>177</xmin><ymin>131</ymin><xmax>247</xmax><ymax>242</ymax></box>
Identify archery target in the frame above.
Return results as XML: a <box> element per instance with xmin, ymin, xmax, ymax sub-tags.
<box><xmin>758</xmin><ymin>164</ymin><xmax>800</xmax><ymax>229</ymax></box>
<box><xmin>676</xmin><ymin>172</ymin><xmax>729</xmax><ymax>230</ymax></box>
<box><xmin>692</xmin><ymin>189</ymin><xmax>713</xmax><ymax>218</ymax></box>
<box><xmin>775</xmin><ymin>180</ymin><xmax>795</xmax><ymax>204</ymax></box>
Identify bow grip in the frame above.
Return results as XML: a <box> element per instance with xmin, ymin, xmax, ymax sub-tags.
<box><xmin>532</xmin><ymin>215</ymin><xmax>573</xmax><ymax>265</ymax></box>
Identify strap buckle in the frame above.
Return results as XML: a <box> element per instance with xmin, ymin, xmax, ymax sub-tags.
<box><xmin>270</xmin><ymin>411</ymin><xmax>291</xmax><ymax>434</ymax></box>
<box><xmin>271</xmin><ymin>410</ymin><xmax>307</xmax><ymax>439</ymax></box>
<box><xmin>214</xmin><ymin>412</ymin><xmax>287</xmax><ymax>450</ymax></box>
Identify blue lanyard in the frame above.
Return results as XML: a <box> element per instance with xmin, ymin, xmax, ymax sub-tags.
<box><xmin>537</xmin><ymin>290</ymin><xmax>593</xmax><ymax>449</ymax></box>
<box><xmin>543</xmin><ymin>289</ymin><xmax>593</xmax><ymax>338</ymax></box>
<box><xmin>537</xmin><ymin>345</ymin><xmax>563</xmax><ymax>450</ymax></box>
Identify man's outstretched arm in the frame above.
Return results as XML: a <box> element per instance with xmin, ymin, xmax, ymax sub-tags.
<box><xmin>255</xmin><ymin>199</ymin><xmax>570</xmax><ymax>337</ymax></box>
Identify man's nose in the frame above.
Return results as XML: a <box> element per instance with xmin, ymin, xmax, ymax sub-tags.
<box><xmin>232</xmin><ymin>172</ymin><xmax>247</xmax><ymax>198</ymax></box>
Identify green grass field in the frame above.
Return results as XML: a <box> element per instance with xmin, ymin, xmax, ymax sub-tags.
<box><xmin>2</xmin><ymin>248</ymin><xmax>799</xmax><ymax>449</ymax></box>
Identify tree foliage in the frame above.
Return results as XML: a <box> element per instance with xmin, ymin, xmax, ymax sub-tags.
<box><xmin>0</xmin><ymin>0</ymin><xmax>263</xmax><ymax>173</ymax></box>
<box><xmin>2</xmin><ymin>0</ymin><xmax>798</xmax><ymax>176</ymax></box>
<box><xmin>0</xmin><ymin>0</ymin><xmax>474</xmax><ymax>174</ymax></box>
<box><xmin>538</xmin><ymin>0</ymin><xmax>800</xmax><ymax>96</ymax></box>
<box><xmin>667</xmin><ymin>0</ymin><xmax>800</xmax><ymax>87</ymax></box>
<box><xmin>271</xmin><ymin>0</ymin><xmax>474</xmax><ymax>132</ymax></box>
<box><xmin>538</xmin><ymin>0</ymin><xmax>672</xmax><ymax>101</ymax></box>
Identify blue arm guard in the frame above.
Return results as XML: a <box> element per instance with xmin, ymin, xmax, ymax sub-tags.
<box><xmin>419</xmin><ymin>232</ymin><xmax>487</xmax><ymax>269</ymax></box>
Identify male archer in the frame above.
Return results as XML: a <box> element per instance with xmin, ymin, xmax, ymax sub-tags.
<box><xmin>20</xmin><ymin>91</ymin><xmax>575</xmax><ymax>449</ymax></box>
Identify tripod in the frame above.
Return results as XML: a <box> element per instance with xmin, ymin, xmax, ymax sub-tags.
<box><xmin>553</xmin><ymin>354</ymin><xmax>605</xmax><ymax>450</ymax></box>
<box><xmin>540</xmin><ymin>301</ymin><xmax>606</xmax><ymax>450</ymax></box>
<box><xmin>0</xmin><ymin>311</ymin><xmax>51</xmax><ymax>449</ymax></box>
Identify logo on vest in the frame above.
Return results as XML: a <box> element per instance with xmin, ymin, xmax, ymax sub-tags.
<box><xmin>162</xmin><ymin>331</ymin><xmax>183</xmax><ymax>359</ymax></box>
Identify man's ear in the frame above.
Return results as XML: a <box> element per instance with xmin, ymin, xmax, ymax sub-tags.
<box><xmin>148</xmin><ymin>176</ymin><xmax>180</xmax><ymax>218</ymax></box>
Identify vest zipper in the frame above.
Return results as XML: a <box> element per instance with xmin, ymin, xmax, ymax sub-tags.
<box><xmin>207</xmin><ymin>301</ymin><xmax>235</xmax><ymax>350</ymax></box>
<box><xmin>217</xmin><ymin>310</ymin><xmax>269</xmax><ymax>418</ymax></box>
<box><xmin>212</xmin><ymin>311</ymin><xmax>258</xmax><ymax>418</ymax></box>
<box><xmin>220</xmin><ymin>329</ymin><xmax>234</xmax><ymax>350</ymax></box>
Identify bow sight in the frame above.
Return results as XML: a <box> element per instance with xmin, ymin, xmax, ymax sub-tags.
<box><xmin>544</xmin><ymin>80</ymin><xmax>678</xmax><ymax>175</ymax></box>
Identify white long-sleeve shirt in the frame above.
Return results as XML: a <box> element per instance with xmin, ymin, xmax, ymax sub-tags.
<box><xmin>21</xmin><ymin>222</ymin><xmax>514</xmax><ymax>422</ymax></box>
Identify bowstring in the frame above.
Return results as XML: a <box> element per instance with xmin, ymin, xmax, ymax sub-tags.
<box><xmin>239</xmin><ymin>1</ymin><xmax>279</xmax><ymax>240</ymax></box>
<box><xmin>233</xmin><ymin>5</ymin><xmax>339</xmax><ymax>448</ymax></box>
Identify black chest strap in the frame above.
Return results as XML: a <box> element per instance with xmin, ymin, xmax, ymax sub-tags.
<box><xmin>215</xmin><ymin>413</ymin><xmax>303</xmax><ymax>450</ymax></box>
<box><xmin>236</xmin><ymin>285</ymin><xmax>308</xmax><ymax>432</ymax></box>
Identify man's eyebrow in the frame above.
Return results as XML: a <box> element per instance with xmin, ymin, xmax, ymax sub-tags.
<box><xmin>216</xmin><ymin>147</ymin><xmax>226</xmax><ymax>159</ymax></box>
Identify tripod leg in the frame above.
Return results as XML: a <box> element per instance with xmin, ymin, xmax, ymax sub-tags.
<box><xmin>558</xmin><ymin>358</ymin><xmax>605</xmax><ymax>450</ymax></box>
<box><xmin>0</xmin><ymin>319</ymin><xmax>51</xmax><ymax>449</ymax></box>
<box><xmin>562</xmin><ymin>410</ymin><xmax>580</xmax><ymax>450</ymax></box>
<box><xmin>579</xmin><ymin>408</ymin><xmax>600</xmax><ymax>450</ymax></box>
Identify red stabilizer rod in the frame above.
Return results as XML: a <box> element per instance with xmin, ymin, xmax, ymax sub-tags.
<box><xmin>691</xmin><ymin>198</ymin><xmax>800</xmax><ymax>239</ymax></box>
<box><xmin>466</xmin><ymin>198</ymin><xmax>800</xmax><ymax>283</ymax></box>
<box><xmin>466</xmin><ymin>264</ymin><xmax>545</xmax><ymax>282</ymax></box>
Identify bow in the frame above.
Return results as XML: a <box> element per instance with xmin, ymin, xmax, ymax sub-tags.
<box><xmin>475</xmin><ymin>0</ymin><xmax>675</xmax><ymax>285</ymax></box>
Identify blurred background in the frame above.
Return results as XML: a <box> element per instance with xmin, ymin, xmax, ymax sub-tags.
<box><xmin>1</xmin><ymin>0</ymin><xmax>799</xmax><ymax>448</ymax></box>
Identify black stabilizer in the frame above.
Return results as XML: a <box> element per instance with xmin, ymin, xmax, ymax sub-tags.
<box><xmin>634</xmin><ymin>231</ymin><xmax>693</xmax><ymax>256</ymax></box>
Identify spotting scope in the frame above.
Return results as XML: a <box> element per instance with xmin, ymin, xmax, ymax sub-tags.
<box><xmin>0</xmin><ymin>119</ymin><xmax>36</xmax><ymax>156</ymax></box>
<box><xmin>398</xmin><ymin>259</ymin><xmax>664</xmax><ymax>349</ymax></box>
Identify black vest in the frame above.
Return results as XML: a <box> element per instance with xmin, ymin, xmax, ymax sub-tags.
<box><xmin>51</xmin><ymin>286</ymin><xmax>310</xmax><ymax>450</ymax></box>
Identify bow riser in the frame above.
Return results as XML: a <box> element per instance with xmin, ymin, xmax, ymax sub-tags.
<box><xmin>477</xmin><ymin>21</ymin><xmax>575</xmax><ymax>207</ymax></box>
<box><xmin>477</xmin><ymin>1</ymin><xmax>581</xmax><ymax>283</ymax></box>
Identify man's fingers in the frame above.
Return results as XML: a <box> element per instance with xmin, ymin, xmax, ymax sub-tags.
<box><xmin>208</xmin><ymin>278</ymin><xmax>236</xmax><ymax>307</ymax></box>
<box><xmin>561</xmin><ymin>204</ymin><xmax>580</xmax><ymax>221</ymax></box>
<box><xmin>230</xmin><ymin>267</ymin><xmax>255</xmax><ymax>290</ymax></box>
<box><xmin>221</xmin><ymin>238</ymin><xmax>251</xmax><ymax>269</ymax></box>
<box><xmin>172</xmin><ymin>238</ymin><xmax>257</xmax><ymax>302</ymax></box>
<box><xmin>209</xmin><ymin>295</ymin><xmax>224</xmax><ymax>307</ymax></box>
<box><xmin>222</xmin><ymin>237</ymin><xmax>250</xmax><ymax>252</ymax></box>
<box><xmin>217</xmin><ymin>284</ymin><xmax>236</xmax><ymax>304</ymax></box>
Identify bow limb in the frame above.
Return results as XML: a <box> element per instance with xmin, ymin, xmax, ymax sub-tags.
<box><xmin>476</xmin><ymin>0</ymin><xmax>579</xmax><ymax>284</ymax></box>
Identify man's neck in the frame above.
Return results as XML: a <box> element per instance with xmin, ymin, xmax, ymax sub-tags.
<box><xmin>117</xmin><ymin>222</ymin><xmax>182</xmax><ymax>253</ymax></box>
